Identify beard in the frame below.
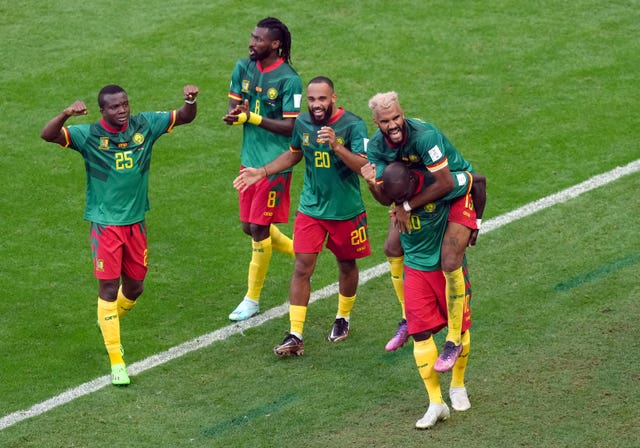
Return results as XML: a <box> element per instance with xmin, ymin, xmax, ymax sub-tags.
<box><xmin>310</xmin><ymin>104</ymin><xmax>333</xmax><ymax>126</ymax></box>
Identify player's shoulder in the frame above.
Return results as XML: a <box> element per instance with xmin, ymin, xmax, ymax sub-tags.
<box><xmin>339</xmin><ymin>109</ymin><xmax>366</xmax><ymax>124</ymax></box>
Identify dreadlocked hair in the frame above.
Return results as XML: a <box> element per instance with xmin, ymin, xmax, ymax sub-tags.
<box><xmin>257</xmin><ymin>17</ymin><xmax>292</xmax><ymax>64</ymax></box>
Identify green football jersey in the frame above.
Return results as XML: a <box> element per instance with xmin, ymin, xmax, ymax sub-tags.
<box><xmin>64</xmin><ymin>111</ymin><xmax>175</xmax><ymax>225</ymax></box>
<box><xmin>367</xmin><ymin>117</ymin><xmax>474</xmax><ymax>181</ymax></box>
<box><xmin>290</xmin><ymin>108</ymin><xmax>368</xmax><ymax>220</ymax></box>
<box><xmin>229</xmin><ymin>57</ymin><xmax>303</xmax><ymax>170</ymax></box>
<box><xmin>400</xmin><ymin>171</ymin><xmax>451</xmax><ymax>271</ymax></box>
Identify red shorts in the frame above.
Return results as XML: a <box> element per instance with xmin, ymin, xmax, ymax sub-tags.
<box><xmin>239</xmin><ymin>167</ymin><xmax>292</xmax><ymax>225</ymax></box>
<box><xmin>90</xmin><ymin>222</ymin><xmax>148</xmax><ymax>280</ymax></box>
<box><xmin>293</xmin><ymin>211</ymin><xmax>371</xmax><ymax>260</ymax></box>
<box><xmin>404</xmin><ymin>265</ymin><xmax>472</xmax><ymax>335</ymax></box>
<box><xmin>449</xmin><ymin>192</ymin><xmax>477</xmax><ymax>229</ymax></box>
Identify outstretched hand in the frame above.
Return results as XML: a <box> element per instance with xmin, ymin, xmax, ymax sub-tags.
<box><xmin>233</xmin><ymin>166</ymin><xmax>264</xmax><ymax>193</ymax></box>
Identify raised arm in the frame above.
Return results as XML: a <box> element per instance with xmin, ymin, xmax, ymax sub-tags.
<box><xmin>174</xmin><ymin>85</ymin><xmax>199</xmax><ymax>126</ymax></box>
<box><xmin>40</xmin><ymin>101</ymin><xmax>88</xmax><ymax>146</ymax></box>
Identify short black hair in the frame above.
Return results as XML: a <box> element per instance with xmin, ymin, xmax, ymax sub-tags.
<box><xmin>308</xmin><ymin>76</ymin><xmax>334</xmax><ymax>90</ymax></box>
<box><xmin>98</xmin><ymin>84</ymin><xmax>126</xmax><ymax>108</ymax></box>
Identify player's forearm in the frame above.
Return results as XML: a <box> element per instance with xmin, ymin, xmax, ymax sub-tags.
<box><xmin>40</xmin><ymin>111</ymin><xmax>70</xmax><ymax>143</ymax></box>
<box><xmin>259</xmin><ymin>116</ymin><xmax>295</xmax><ymax>137</ymax></box>
<box><xmin>263</xmin><ymin>151</ymin><xmax>302</xmax><ymax>176</ymax></box>
<box><xmin>367</xmin><ymin>182</ymin><xmax>393</xmax><ymax>206</ymax></box>
<box><xmin>175</xmin><ymin>101</ymin><xmax>197</xmax><ymax>126</ymax></box>
<box><xmin>406</xmin><ymin>180</ymin><xmax>453</xmax><ymax>210</ymax></box>
<box><xmin>331</xmin><ymin>144</ymin><xmax>368</xmax><ymax>174</ymax></box>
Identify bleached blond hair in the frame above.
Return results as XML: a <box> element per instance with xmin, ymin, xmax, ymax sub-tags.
<box><xmin>368</xmin><ymin>91</ymin><xmax>400</xmax><ymax>115</ymax></box>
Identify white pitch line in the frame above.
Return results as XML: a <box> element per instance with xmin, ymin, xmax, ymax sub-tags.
<box><xmin>1</xmin><ymin>159</ymin><xmax>638</xmax><ymax>431</ymax></box>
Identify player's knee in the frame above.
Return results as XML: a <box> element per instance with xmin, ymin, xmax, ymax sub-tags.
<box><xmin>411</xmin><ymin>330</ymin><xmax>433</xmax><ymax>342</ymax></box>
<box><xmin>98</xmin><ymin>279</ymin><xmax>120</xmax><ymax>301</ymax></box>
<box><xmin>383</xmin><ymin>238</ymin><xmax>403</xmax><ymax>257</ymax></box>
<box><xmin>249</xmin><ymin>223</ymin><xmax>270</xmax><ymax>241</ymax></box>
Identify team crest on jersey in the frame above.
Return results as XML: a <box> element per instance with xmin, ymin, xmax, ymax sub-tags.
<box><xmin>133</xmin><ymin>133</ymin><xmax>144</xmax><ymax>145</ymax></box>
<box><xmin>409</xmin><ymin>154</ymin><xmax>420</xmax><ymax>163</ymax></box>
<box><xmin>336</xmin><ymin>136</ymin><xmax>345</xmax><ymax>146</ymax></box>
<box><xmin>96</xmin><ymin>259</ymin><xmax>104</xmax><ymax>271</ymax></box>
<box><xmin>241</xmin><ymin>80</ymin><xmax>250</xmax><ymax>92</ymax></box>
<box><xmin>425</xmin><ymin>203</ymin><xmax>436</xmax><ymax>213</ymax></box>
<box><xmin>99</xmin><ymin>137</ymin><xmax>109</xmax><ymax>150</ymax></box>
<box><xmin>267</xmin><ymin>88</ymin><xmax>278</xmax><ymax>100</ymax></box>
<box><xmin>303</xmin><ymin>133</ymin><xmax>310</xmax><ymax>146</ymax></box>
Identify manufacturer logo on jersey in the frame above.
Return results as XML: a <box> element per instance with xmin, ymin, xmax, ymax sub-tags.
<box><xmin>267</xmin><ymin>88</ymin><xmax>278</xmax><ymax>100</ymax></box>
<box><xmin>133</xmin><ymin>133</ymin><xmax>144</xmax><ymax>145</ymax></box>
<box><xmin>241</xmin><ymin>80</ymin><xmax>250</xmax><ymax>92</ymax></box>
<box><xmin>99</xmin><ymin>137</ymin><xmax>109</xmax><ymax>150</ymax></box>
<box><xmin>303</xmin><ymin>133</ymin><xmax>310</xmax><ymax>146</ymax></box>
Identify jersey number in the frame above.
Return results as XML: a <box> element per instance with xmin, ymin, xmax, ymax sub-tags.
<box><xmin>409</xmin><ymin>215</ymin><xmax>422</xmax><ymax>231</ymax></box>
<box><xmin>115</xmin><ymin>151</ymin><xmax>134</xmax><ymax>170</ymax></box>
<box><xmin>314</xmin><ymin>151</ymin><xmax>331</xmax><ymax>168</ymax></box>
<box><xmin>350</xmin><ymin>225</ymin><xmax>368</xmax><ymax>246</ymax></box>
<box><xmin>267</xmin><ymin>191</ymin><xmax>277</xmax><ymax>208</ymax></box>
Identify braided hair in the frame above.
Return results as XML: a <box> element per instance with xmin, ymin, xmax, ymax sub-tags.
<box><xmin>257</xmin><ymin>17</ymin><xmax>292</xmax><ymax>64</ymax></box>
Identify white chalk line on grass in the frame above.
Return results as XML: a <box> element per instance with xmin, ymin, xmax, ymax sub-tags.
<box><xmin>2</xmin><ymin>159</ymin><xmax>639</xmax><ymax>431</ymax></box>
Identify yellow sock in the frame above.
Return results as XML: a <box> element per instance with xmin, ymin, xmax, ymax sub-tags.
<box><xmin>337</xmin><ymin>293</ymin><xmax>356</xmax><ymax>319</ymax></box>
<box><xmin>413</xmin><ymin>337</ymin><xmax>443</xmax><ymax>404</ymax></box>
<box><xmin>246</xmin><ymin>237</ymin><xmax>273</xmax><ymax>301</ymax></box>
<box><xmin>388</xmin><ymin>256</ymin><xmax>406</xmax><ymax>319</ymax></box>
<box><xmin>117</xmin><ymin>286</ymin><xmax>137</xmax><ymax>318</ymax></box>
<box><xmin>97</xmin><ymin>297</ymin><xmax>124</xmax><ymax>366</ymax></box>
<box><xmin>289</xmin><ymin>304</ymin><xmax>307</xmax><ymax>336</ymax></box>
<box><xmin>444</xmin><ymin>267</ymin><xmax>465</xmax><ymax>345</ymax></box>
<box><xmin>270</xmin><ymin>224</ymin><xmax>294</xmax><ymax>259</ymax></box>
<box><xmin>451</xmin><ymin>330</ymin><xmax>471</xmax><ymax>388</ymax></box>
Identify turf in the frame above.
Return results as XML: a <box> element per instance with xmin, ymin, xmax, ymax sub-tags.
<box><xmin>0</xmin><ymin>0</ymin><xmax>638</xmax><ymax>447</ymax></box>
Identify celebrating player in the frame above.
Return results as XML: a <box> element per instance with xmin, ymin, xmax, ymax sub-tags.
<box><xmin>233</xmin><ymin>77</ymin><xmax>370</xmax><ymax>356</ymax></box>
<box><xmin>362</xmin><ymin>91</ymin><xmax>485</xmax><ymax>373</ymax></box>
<box><xmin>223</xmin><ymin>17</ymin><xmax>303</xmax><ymax>322</ymax></box>
<box><xmin>40</xmin><ymin>84</ymin><xmax>199</xmax><ymax>385</ymax></box>
<box><xmin>382</xmin><ymin>162</ymin><xmax>479</xmax><ymax>429</ymax></box>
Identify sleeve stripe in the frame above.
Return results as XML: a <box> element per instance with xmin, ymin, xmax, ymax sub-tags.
<box><xmin>427</xmin><ymin>158</ymin><xmax>449</xmax><ymax>172</ymax></box>
<box><xmin>229</xmin><ymin>92</ymin><xmax>242</xmax><ymax>101</ymax></box>
<box><xmin>61</xmin><ymin>127</ymin><xmax>71</xmax><ymax>148</ymax></box>
<box><xmin>166</xmin><ymin>110</ymin><xmax>177</xmax><ymax>133</ymax></box>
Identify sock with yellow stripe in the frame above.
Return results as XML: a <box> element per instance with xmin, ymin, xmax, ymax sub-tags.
<box><xmin>97</xmin><ymin>297</ymin><xmax>124</xmax><ymax>366</ymax></box>
<box><xmin>444</xmin><ymin>267</ymin><xmax>465</xmax><ymax>345</ymax></box>
<box><xmin>270</xmin><ymin>224</ymin><xmax>294</xmax><ymax>259</ymax></box>
<box><xmin>388</xmin><ymin>256</ymin><xmax>406</xmax><ymax>319</ymax></box>
<box><xmin>414</xmin><ymin>337</ymin><xmax>443</xmax><ymax>404</ymax></box>
<box><xmin>289</xmin><ymin>305</ymin><xmax>307</xmax><ymax>338</ymax></box>
<box><xmin>117</xmin><ymin>286</ymin><xmax>137</xmax><ymax>319</ymax></box>
<box><xmin>450</xmin><ymin>330</ymin><xmax>471</xmax><ymax>388</ymax></box>
<box><xmin>246</xmin><ymin>237</ymin><xmax>273</xmax><ymax>301</ymax></box>
<box><xmin>336</xmin><ymin>293</ymin><xmax>356</xmax><ymax>320</ymax></box>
